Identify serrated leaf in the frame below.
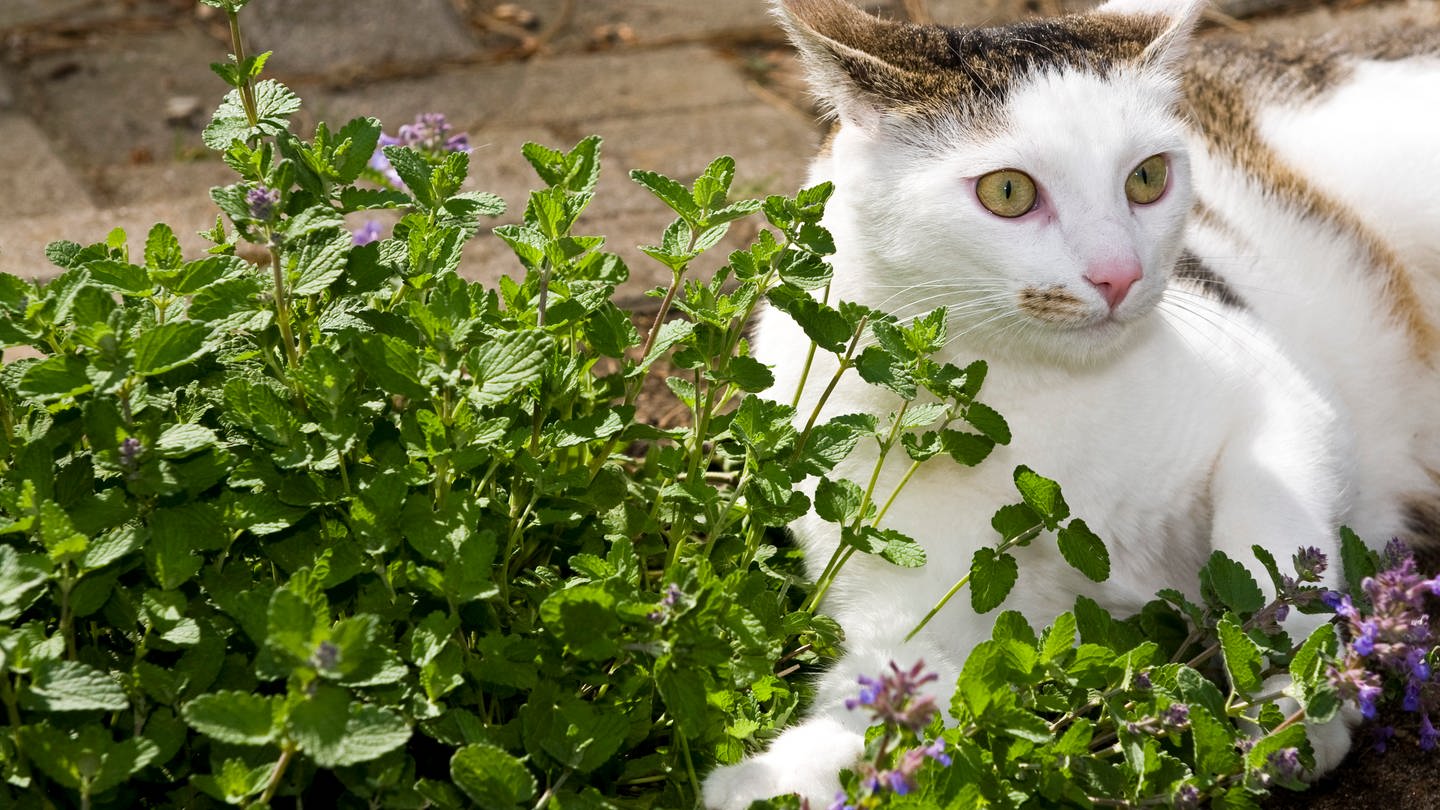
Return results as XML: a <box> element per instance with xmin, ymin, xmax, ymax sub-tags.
<box><xmin>183</xmin><ymin>691</ymin><xmax>278</xmax><ymax>745</ymax></box>
<box><xmin>991</xmin><ymin>502</ymin><xmax>1041</xmax><ymax>544</ymax></box>
<box><xmin>854</xmin><ymin>345</ymin><xmax>915</xmax><ymax>400</ymax></box>
<box><xmin>133</xmin><ymin>321</ymin><xmax>213</xmax><ymax>376</ymax></box>
<box><xmin>1056</xmin><ymin>519</ymin><xmax>1109</xmax><ymax>582</ymax></box>
<box><xmin>144</xmin><ymin>223</ymin><xmax>183</xmax><ymax>271</ymax></box>
<box><xmin>290</xmin><ymin>229</ymin><xmax>352</xmax><ymax>296</ymax></box>
<box><xmin>1013</xmin><ymin>466</ymin><xmax>1068</xmax><ymax>529</ymax></box>
<box><xmin>630</xmin><ymin>169</ymin><xmax>700</xmax><ymax>220</ymax></box>
<box><xmin>966</xmin><ymin>401</ymin><xmax>1010</xmax><ymax>444</ymax></box>
<box><xmin>333</xmin><ymin>116</ymin><xmax>382</xmax><ymax>183</ymax></box>
<box><xmin>877</xmin><ymin>528</ymin><xmax>927</xmax><ymax>568</ymax></box>
<box><xmin>451</xmin><ymin>743</ymin><xmax>537</xmax><ymax>808</ymax></box>
<box><xmin>154</xmin><ymin>423</ymin><xmax>219</xmax><ymax>458</ymax></box>
<box><xmin>1339</xmin><ymin>526</ymin><xmax>1376</xmax><ymax>596</ymax></box>
<box><xmin>814</xmin><ymin>477</ymin><xmax>864</xmax><ymax>525</ymax></box>
<box><xmin>1216</xmin><ymin>614</ymin><xmax>1263</xmax><ymax>694</ymax></box>
<box><xmin>18</xmin><ymin>355</ymin><xmax>94</xmax><ymax>402</ymax></box>
<box><xmin>23</xmin><ymin>660</ymin><xmax>129</xmax><ymax>712</ymax></box>
<box><xmin>1202</xmin><ymin>550</ymin><xmax>1266</xmax><ymax>616</ymax></box>
<box><xmin>970</xmin><ymin>547</ymin><xmax>1019</xmax><ymax>614</ymax></box>
<box><xmin>1040</xmin><ymin>612</ymin><xmax>1077</xmax><ymax>662</ymax></box>
<box><xmin>468</xmin><ymin>330</ymin><xmax>551</xmax><ymax>407</ymax></box>
<box><xmin>383</xmin><ymin>145</ymin><xmax>436</xmax><ymax>206</ymax></box>
<box><xmin>86</xmin><ymin>259</ymin><xmax>152</xmax><ymax>294</ymax></box>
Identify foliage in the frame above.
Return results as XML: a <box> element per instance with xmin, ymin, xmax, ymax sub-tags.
<box><xmin>1</xmin><ymin>3</ymin><xmax>1437</xmax><ymax>809</ymax></box>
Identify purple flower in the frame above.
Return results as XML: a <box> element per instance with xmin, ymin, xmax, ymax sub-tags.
<box><xmin>352</xmin><ymin>220</ymin><xmax>384</xmax><ymax>246</ymax></box>
<box><xmin>119</xmin><ymin>437</ymin><xmax>143</xmax><ymax>479</ymax></box>
<box><xmin>368</xmin><ymin>113</ymin><xmax>472</xmax><ymax>192</ymax></box>
<box><xmin>1134</xmin><ymin>670</ymin><xmax>1152</xmax><ymax>690</ymax></box>
<box><xmin>247</xmin><ymin>186</ymin><xmax>281</xmax><ymax>221</ymax></box>
<box><xmin>843</xmin><ymin>661</ymin><xmax>939</xmax><ymax>734</ymax></box>
<box><xmin>1173</xmin><ymin>784</ymin><xmax>1200</xmax><ymax>810</ymax></box>
<box><xmin>1422</xmin><ymin>713</ymin><xmax>1438</xmax><ymax>751</ymax></box>
<box><xmin>1265</xmin><ymin>747</ymin><xmax>1303</xmax><ymax>783</ymax></box>
<box><xmin>1162</xmin><ymin>703</ymin><xmax>1191</xmax><ymax>731</ymax></box>
<box><xmin>310</xmin><ymin>640</ymin><xmax>341</xmax><ymax>670</ymax></box>
<box><xmin>1371</xmin><ymin>724</ymin><xmax>1396</xmax><ymax>752</ymax></box>
<box><xmin>1293</xmin><ymin>546</ymin><xmax>1328</xmax><ymax>582</ymax></box>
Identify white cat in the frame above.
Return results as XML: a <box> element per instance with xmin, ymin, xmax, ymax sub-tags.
<box><xmin>703</xmin><ymin>0</ymin><xmax>1440</xmax><ymax>806</ymax></box>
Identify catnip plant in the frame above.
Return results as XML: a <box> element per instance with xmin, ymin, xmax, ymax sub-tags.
<box><xmin>0</xmin><ymin>1</ymin><xmax>1433</xmax><ymax>809</ymax></box>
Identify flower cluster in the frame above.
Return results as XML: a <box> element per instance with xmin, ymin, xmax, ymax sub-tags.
<box><xmin>1326</xmin><ymin>540</ymin><xmax>1440</xmax><ymax>749</ymax></box>
<box><xmin>368</xmin><ymin>112</ymin><xmax>471</xmax><ymax>190</ymax></box>
<box><xmin>827</xmin><ymin>661</ymin><xmax>950</xmax><ymax>809</ymax></box>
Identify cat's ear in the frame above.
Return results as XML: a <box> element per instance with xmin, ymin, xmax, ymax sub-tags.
<box><xmin>773</xmin><ymin>0</ymin><xmax>926</xmax><ymax>127</ymax></box>
<box><xmin>1093</xmin><ymin>0</ymin><xmax>1207</xmax><ymax>70</ymax></box>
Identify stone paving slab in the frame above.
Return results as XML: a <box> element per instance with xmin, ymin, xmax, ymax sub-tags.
<box><xmin>244</xmin><ymin>0</ymin><xmax>482</xmax><ymax>76</ymax></box>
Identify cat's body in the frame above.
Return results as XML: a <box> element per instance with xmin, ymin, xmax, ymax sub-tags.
<box><xmin>703</xmin><ymin>1</ymin><xmax>1440</xmax><ymax>806</ymax></box>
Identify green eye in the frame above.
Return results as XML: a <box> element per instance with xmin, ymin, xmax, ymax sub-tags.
<box><xmin>1125</xmin><ymin>155</ymin><xmax>1168</xmax><ymax>205</ymax></box>
<box><xmin>976</xmin><ymin>169</ymin><xmax>1037</xmax><ymax>218</ymax></box>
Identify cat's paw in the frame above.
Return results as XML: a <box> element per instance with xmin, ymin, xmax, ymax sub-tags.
<box><xmin>701</xmin><ymin>718</ymin><xmax>863</xmax><ymax>810</ymax></box>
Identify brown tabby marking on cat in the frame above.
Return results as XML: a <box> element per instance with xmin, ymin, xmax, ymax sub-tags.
<box><xmin>781</xmin><ymin>0</ymin><xmax>1168</xmax><ymax>125</ymax></box>
<box><xmin>1183</xmin><ymin>53</ymin><xmax>1438</xmax><ymax>361</ymax></box>
<box><xmin>1018</xmin><ymin>285</ymin><xmax>1089</xmax><ymax>323</ymax></box>
<box><xmin>1174</xmin><ymin>250</ymin><xmax>1246</xmax><ymax>310</ymax></box>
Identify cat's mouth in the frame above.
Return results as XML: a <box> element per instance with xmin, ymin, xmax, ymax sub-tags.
<box><xmin>1018</xmin><ymin>285</ymin><xmax>1101</xmax><ymax>325</ymax></box>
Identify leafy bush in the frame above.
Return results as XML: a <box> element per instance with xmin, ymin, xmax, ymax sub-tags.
<box><xmin>1</xmin><ymin>2</ymin><xmax>1436</xmax><ymax>809</ymax></box>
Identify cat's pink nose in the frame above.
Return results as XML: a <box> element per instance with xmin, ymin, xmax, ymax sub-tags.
<box><xmin>1085</xmin><ymin>259</ymin><xmax>1143</xmax><ymax>310</ymax></box>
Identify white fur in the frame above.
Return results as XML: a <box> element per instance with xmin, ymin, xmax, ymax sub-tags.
<box><xmin>702</xmin><ymin>4</ymin><xmax>1433</xmax><ymax>807</ymax></box>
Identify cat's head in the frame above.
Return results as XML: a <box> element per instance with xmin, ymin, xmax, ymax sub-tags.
<box><xmin>778</xmin><ymin>0</ymin><xmax>1206</xmax><ymax>362</ymax></box>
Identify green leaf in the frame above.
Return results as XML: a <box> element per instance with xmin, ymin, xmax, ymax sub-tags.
<box><xmin>144</xmin><ymin>223</ymin><xmax>183</xmax><ymax>271</ymax></box>
<box><xmin>290</xmin><ymin>229</ymin><xmax>353</xmax><ymax>296</ymax></box>
<box><xmin>539</xmin><ymin>584</ymin><xmax>620</xmax><ymax>661</ymax></box>
<box><xmin>1201</xmin><ymin>550</ymin><xmax>1267</xmax><ymax>616</ymax></box>
<box><xmin>132</xmin><ymin>321</ymin><xmax>213</xmax><ymax>376</ymax></box>
<box><xmin>1056</xmin><ymin>519</ymin><xmax>1110</xmax><ymax>582</ymax></box>
<box><xmin>383</xmin><ymin>145</ymin><xmax>436</xmax><ymax>207</ymax></box>
<box><xmin>451</xmin><ymin>743</ymin><xmax>537</xmax><ymax>808</ymax></box>
<box><xmin>332</xmin><ymin>117</ymin><xmax>383</xmax><ymax>183</ymax></box>
<box><xmin>19</xmin><ymin>724</ymin><xmax>158</xmax><ymax>795</ymax></box>
<box><xmin>18</xmin><ymin>355</ymin><xmax>94</xmax><ymax>402</ymax></box>
<box><xmin>814</xmin><ymin>477</ymin><xmax>865</xmax><ymax>525</ymax></box>
<box><xmin>182</xmin><ymin>691</ymin><xmax>278</xmax><ymax>745</ymax></box>
<box><xmin>23</xmin><ymin>660</ymin><xmax>129</xmax><ymax>712</ymax></box>
<box><xmin>468</xmin><ymin>330</ymin><xmax>551</xmax><ymax>407</ymax></box>
<box><xmin>1040</xmin><ymin>612</ymin><xmax>1077</xmax><ymax>662</ymax></box>
<box><xmin>877</xmin><ymin>528</ymin><xmax>927</xmax><ymax>568</ymax></box>
<box><xmin>86</xmin><ymin>259</ymin><xmax>152</xmax><ymax>294</ymax></box>
<box><xmin>991</xmin><ymin>502</ymin><xmax>1041</xmax><ymax>544</ymax></box>
<box><xmin>1340</xmin><ymin>526</ymin><xmax>1377</xmax><ymax>596</ymax></box>
<box><xmin>966</xmin><ymin>401</ymin><xmax>1011</xmax><ymax>444</ymax></box>
<box><xmin>1216</xmin><ymin>614</ymin><xmax>1263</xmax><ymax>694</ymax></box>
<box><xmin>1190</xmin><ymin>705</ymin><xmax>1242</xmax><ymax>779</ymax></box>
<box><xmin>154</xmin><ymin>423</ymin><xmax>219</xmax><ymax>458</ymax></box>
<box><xmin>970</xmin><ymin>547</ymin><xmax>1018</xmax><ymax>614</ymax></box>
<box><xmin>657</xmin><ymin>660</ymin><xmax>709</xmax><ymax>738</ymax></box>
<box><xmin>1013</xmin><ymin>466</ymin><xmax>1069</xmax><ymax>529</ymax></box>
<box><xmin>630</xmin><ymin>169</ymin><xmax>700</xmax><ymax>221</ymax></box>
<box><xmin>854</xmin><ymin>346</ymin><xmax>915</xmax><ymax>400</ymax></box>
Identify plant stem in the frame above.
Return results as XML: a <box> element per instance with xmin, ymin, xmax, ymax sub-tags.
<box><xmin>267</xmin><ymin>244</ymin><xmax>300</xmax><ymax>368</ymax></box>
<box><xmin>259</xmin><ymin>745</ymin><xmax>296</xmax><ymax>806</ymax></box>
<box><xmin>905</xmin><ymin>525</ymin><xmax>1041</xmax><ymax>641</ymax></box>
<box><xmin>226</xmin><ymin>11</ymin><xmax>260</xmax><ymax>129</ymax></box>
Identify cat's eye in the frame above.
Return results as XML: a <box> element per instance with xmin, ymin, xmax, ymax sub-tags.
<box><xmin>976</xmin><ymin>169</ymin><xmax>1037</xmax><ymax>218</ymax></box>
<box><xmin>1125</xmin><ymin>155</ymin><xmax>1168</xmax><ymax>205</ymax></box>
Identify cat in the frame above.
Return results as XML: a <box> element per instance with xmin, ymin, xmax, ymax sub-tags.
<box><xmin>702</xmin><ymin>0</ymin><xmax>1440</xmax><ymax>806</ymax></box>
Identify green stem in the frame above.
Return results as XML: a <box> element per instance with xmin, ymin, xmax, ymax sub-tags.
<box><xmin>225</xmin><ymin>10</ymin><xmax>260</xmax><ymax>130</ymax></box>
<box><xmin>791</xmin><ymin>315</ymin><xmax>868</xmax><ymax>463</ymax></box>
<box><xmin>259</xmin><ymin>745</ymin><xmax>296</xmax><ymax>806</ymax></box>
<box><xmin>904</xmin><ymin>525</ymin><xmax>1041</xmax><ymax>641</ymax></box>
<box><xmin>789</xmin><ymin>282</ymin><xmax>832</xmax><ymax>410</ymax></box>
<box><xmin>268</xmin><ymin>244</ymin><xmax>300</xmax><ymax>368</ymax></box>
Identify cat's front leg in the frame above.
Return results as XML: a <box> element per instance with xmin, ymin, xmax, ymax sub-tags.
<box><xmin>702</xmin><ymin>640</ymin><xmax>957</xmax><ymax>809</ymax></box>
<box><xmin>701</xmin><ymin>715</ymin><xmax>865</xmax><ymax>810</ymax></box>
<box><xmin>1208</xmin><ymin>391</ymin><xmax>1355</xmax><ymax>775</ymax></box>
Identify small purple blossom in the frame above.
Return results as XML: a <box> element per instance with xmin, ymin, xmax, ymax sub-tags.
<box><xmin>1293</xmin><ymin>546</ymin><xmax>1328</xmax><ymax>582</ymax></box>
<box><xmin>1421</xmin><ymin>713</ymin><xmax>1438</xmax><ymax>751</ymax></box>
<box><xmin>118</xmin><ymin>437</ymin><xmax>143</xmax><ymax>479</ymax></box>
<box><xmin>247</xmin><ymin>186</ymin><xmax>281</xmax><ymax>221</ymax></box>
<box><xmin>351</xmin><ymin>220</ymin><xmax>384</xmax><ymax>246</ymax></box>
<box><xmin>368</xmin><ymin>113</ymin><xmax>471</xmax><ymax>191</ymax></box>
<box><xmin>1371</xmin><ymin>724</ymin><xmax>1396</xmax><ymax>752</ymax></box>
<box><xmin>310</xmin><ymin>640</ymin><xmax>341</xmax><ymax>671</ymax></box>
<box><xmin>843</xmin><ymin>660</ymin><xmax>939</xmax><ymax>735</ymax></box>
<box><xmin>1265</xmin><ymin>747</ymin><xmax>1303</xmax><ymax>783</ymax></box>
<box><xmin>1133</xmin><ymin>670</ymin><xmax>1152</xmax><ymax>690</ymax></box>
<box><xmin>1173</xmin><ymin>784</ymin><xmax>1201</xmax><ymax>810</ymax></box>
<box><xmin>1161</xmin><ymin>703</ymin><xmax>1191</xmax><ymax>731</ymax></box>
<box><xmin>1326</xmin><ymin>540</ymin><xmax>1440</xmax><ymax>746</ymax></box>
